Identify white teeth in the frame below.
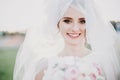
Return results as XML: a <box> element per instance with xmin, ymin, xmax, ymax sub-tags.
<box><xmin>67</xmin><ymin>33</ymin><xmax>81</xmax><ymax>38</ymax></box>
<box><xmin>69</xmin><ymin>34</ymin><xmax>79</xmax><ymax>37</ymax></box>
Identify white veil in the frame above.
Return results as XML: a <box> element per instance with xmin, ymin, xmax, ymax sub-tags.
<box><xmin>13</xmin><ymin>0</ymin><xmax>120</xmax><ymax>80</ymax></box>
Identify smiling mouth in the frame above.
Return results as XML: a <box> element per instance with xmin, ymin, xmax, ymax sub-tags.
<box><xmin>67</xmin><ymin>33</ymin><xmax>81</xmax><ymax>38</ymax></box>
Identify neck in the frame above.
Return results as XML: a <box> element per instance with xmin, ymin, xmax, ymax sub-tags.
<box><xmin>59</xmin><ymin>42</ymin><xmax>91</xmax><ymax>57</ymax></box>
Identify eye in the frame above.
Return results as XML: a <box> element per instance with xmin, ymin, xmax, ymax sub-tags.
<box><xmin>63</xmin><ymin>19</ymin><xmax>72</xmax><ymax>24</ymax></box>
<box><xmin>79</xmin><ymin>19</ymin><xmax>86</xmax><ymax>24</ymax></box>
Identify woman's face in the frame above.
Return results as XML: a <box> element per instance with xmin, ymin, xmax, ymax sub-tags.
<box><xmin>58</xmin><ymin>6</ymin><xmax>86</xmax><ymax>45</ymax></box>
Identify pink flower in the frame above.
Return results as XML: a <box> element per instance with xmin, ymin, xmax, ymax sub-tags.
<box><xmin>67</xmin><ymin>67</ymin><xmax>78</xmax><ymax>75</ymax></box>
<box><xmin>64</xmin><ymin>67</ymin><xmax>78</xmax><ymax>80</ymax></box>
<box><xmin>71</xmin><ymin>69</ymin><xmax>77</xmax><ymax>74</ymax></box>
<box><xmin>81</xmin><ymin>73</ymin><xmax>86</xmax><ymax>77</ymax></box>
<box><xmin>93</xmin><ymin>63</ymin><xmax>102</xmax><ymax>75</ymax></box>
<box><xmin>71</xmin><ymin>78</ymin><xmax>77</xmax><ymax>80</ymax></box>
<box><xmin>89</xmin><ymin>73</ymin><xmax>96</xmax><ymax>80</ymax></box>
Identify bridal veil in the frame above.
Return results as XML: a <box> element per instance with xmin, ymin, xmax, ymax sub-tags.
<box><xmin>13</xmin><ymin>0</ymin><xmax>120</xmax><ymax>80</ymax></box>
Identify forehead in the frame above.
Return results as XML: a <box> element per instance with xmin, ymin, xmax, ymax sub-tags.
<box><xmin>62</xmin><ymin>6</ymin><xmax>85</xmax><ymax>18</ymax></box>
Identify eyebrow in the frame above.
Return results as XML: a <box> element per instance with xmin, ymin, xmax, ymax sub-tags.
<box><xmin>63</xmin><ymin>17</ymin><xmax>85</xmax><ymax>20</ymax></box>
<box><xmin>62</xmin><ymin>17</ymin><xmax>72</xmax><ymax>19</ymax></box>
<box><xmin>79</xmin><ymin>18</ymin><xmax>85</xmax><ymax>20</ymax></box>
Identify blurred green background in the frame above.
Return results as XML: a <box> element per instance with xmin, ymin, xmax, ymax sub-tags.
<box><xmin>0</xmin><ymin>33</ymin><xmax>24</xmax><ymax>80</ymax></box>
<box><xmin>0</xmin><ymin>48</ymin><xmax>18</xmax><ymax>80</ymax></box>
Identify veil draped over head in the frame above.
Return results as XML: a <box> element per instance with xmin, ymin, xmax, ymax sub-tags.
<box><xmin>14</xmin><ymin>0</ymin><xmax>120</xmax><ymax>80</ymax></box>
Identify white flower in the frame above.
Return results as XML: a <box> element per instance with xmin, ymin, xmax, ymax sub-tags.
<box><xmin>43</xmin><ymin>57</ymin><xmax>105</xmax><ymax>80</ymax></box>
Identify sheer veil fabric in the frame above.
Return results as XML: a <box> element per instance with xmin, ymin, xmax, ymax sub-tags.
<box><xmin>13</xmin><ymin>0</ymin><xmax>120</xmax><ymax>80</ymax></box>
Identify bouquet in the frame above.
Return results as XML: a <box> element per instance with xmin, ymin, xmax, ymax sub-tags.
<box><xmin>42</xmin><ymin>57</ymin><xmax>105</xmax><ymax>80</ymax></box>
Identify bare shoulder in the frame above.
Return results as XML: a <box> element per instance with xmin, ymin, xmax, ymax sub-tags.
<box><xmin>35</xmin><ymin>69</ymin><xmax>45</xmax><ymax>80</ymax></box>
<box><xmin>35</xmin><ymin>58</ymin><xmax>48</xmax><ymax>80</ymax></box>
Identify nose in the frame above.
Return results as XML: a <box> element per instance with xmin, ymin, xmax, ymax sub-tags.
<box><xmin>72</xmin><ymin>23</ymin><xmax>80</xmax><ymax>32</ymax></box>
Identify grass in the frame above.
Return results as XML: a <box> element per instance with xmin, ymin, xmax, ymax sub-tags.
<box><xmin>0</xmin><ymin>47</ymin><xmax>18</xmax><ymax>80</ymax></box>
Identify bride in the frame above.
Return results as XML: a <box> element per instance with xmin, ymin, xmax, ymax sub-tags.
<box><xmin>13</xmin><ymin>0</ymin><xmax>120</xmax><ymax>80</ymax></box>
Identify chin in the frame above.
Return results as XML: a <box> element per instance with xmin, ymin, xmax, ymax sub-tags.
<box><xmin>63</xmin><ymin>34</ymin><xmax>85</xmax><ymax>46</ymax></box>
<box><xmin>65</xmin><ymin>39</ymin><xmax>83</xmax><ymax>46</ymax></box>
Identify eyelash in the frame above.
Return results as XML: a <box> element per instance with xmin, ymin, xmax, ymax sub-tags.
<box><xmin>63</xmin><ymin>19</ymin><xmax>86</xmax><ymax>24</ymax></box>
<box><xmin>63</xmin><ymin>20</ymin><xmax>72</xmax><ymax>23</ymax></box>
<box><xmin>80</xmin><ymin>20</ymin><xmax>86</xmax><ymax>24</ymax></box>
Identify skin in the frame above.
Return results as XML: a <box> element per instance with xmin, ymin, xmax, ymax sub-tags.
<box><xmin>58</xmin><ymin>6</ymin><xmax>91</xmax><ymax>57</ymax></box>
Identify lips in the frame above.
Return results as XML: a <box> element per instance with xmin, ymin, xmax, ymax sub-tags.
<box><xmin>67</xmin><ymin>33</ymin><xmax>81</xmax><ymax>38</ymax></box>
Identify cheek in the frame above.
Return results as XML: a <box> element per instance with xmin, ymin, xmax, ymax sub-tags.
<box><xmin>59</xmin><ymin>26</ymin><xmax>68</xmax><ymax>35</ymax></box>
<box><xmin>81</xmin><ymin>25</ymin><xmax>86</xmax><ymax>31</ymax></box>
<box><xmin>59</xmin><ymin>24</ymin><xmax>70</xmax><ymax>33</ymax></box>
<box><xmin>82</xmin><ymin>27</ymin><xmax>86</xmax><ymax>32</ymax></box>
<box><xmin>81</xmin><ymin>27</ymin><xmax>86</xmax><ymax>37</ymax></box>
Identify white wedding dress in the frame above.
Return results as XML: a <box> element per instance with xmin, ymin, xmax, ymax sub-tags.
<box><xmin>35</xmin><ymin>53</ymin><xmax>106</xmax><ymax>80</ymax></box>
